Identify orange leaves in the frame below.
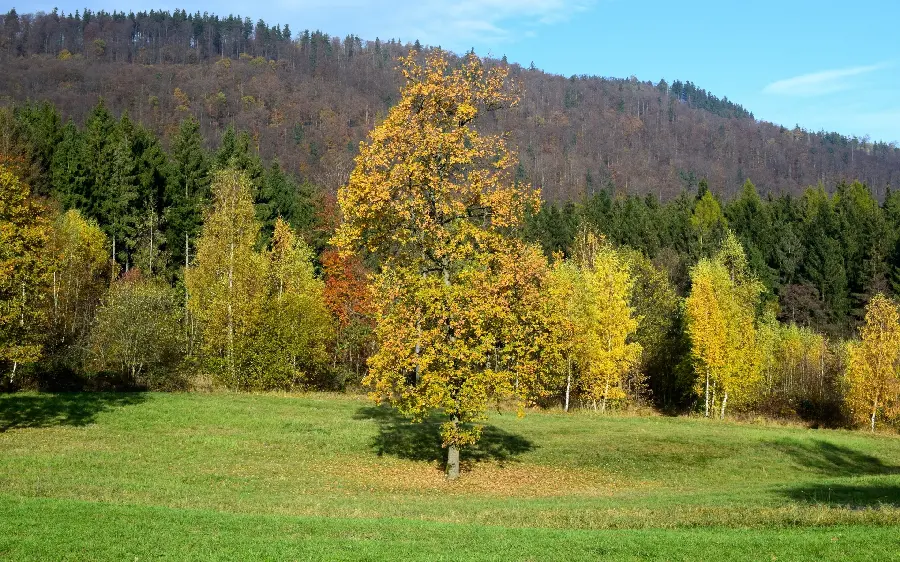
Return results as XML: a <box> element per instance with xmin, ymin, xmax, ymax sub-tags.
<box><xmin>334</xmin><ymin>49</ymin><xmax>542</xmax><ymax>452</ymax></box>
<box><xmin>322</xmin><ymin>248</ymin><xmax>374</xmax><ymax>331</ymax></box>
<box><xmin>334</xmin><ymin>49</ymin><xmax>537</xmax><ymax>266</ymax></box>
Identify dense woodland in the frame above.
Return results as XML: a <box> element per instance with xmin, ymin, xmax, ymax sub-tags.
<box><xmin>2</xmin><ymin>8</ymin><xmax>900</xmax><ymax>445</ymax></box>
<box><xmin>2</xmin><ymin>8</ymin><xmax>900</xmax><ymax>202</ymax></box>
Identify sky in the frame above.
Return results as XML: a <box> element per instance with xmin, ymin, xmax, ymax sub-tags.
<box><xmin>18</xmin><ymin>0</ymin><xmax>900</xmax><ymax>143</ymax></box>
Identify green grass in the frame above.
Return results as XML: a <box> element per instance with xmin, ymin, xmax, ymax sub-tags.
<box><xmin>1</xmin><ymin>392</ymin><xmax>899</xmax><ymax>560</ymax></box>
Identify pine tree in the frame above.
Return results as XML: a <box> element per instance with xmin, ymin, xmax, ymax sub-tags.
<box><xmin>165</xmin><ymin>117</ymin><xmax>210</xmax><ymax>274</ymax></box>
<box><xmin>50</xmin><ymin>120</ymin><xmax>88</xmax><ymax>210</ymax></box>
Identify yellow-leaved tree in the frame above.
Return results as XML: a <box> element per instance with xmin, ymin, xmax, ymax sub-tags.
<box><xmin>571</xmin><ymin>231</ymin><xmax>642</xmax><ymax>411</ymax></box>
<box><xmin>186</xmin><ymin>169</ymin><xmax>266</xmax><ymax>387</ymax></box>
<box><xmin>845</xmin><ymin>294</ymin><xmax>900</xmax><ymax>432</ymax></box>
<box><xmin>334</xmin><ymin>50</ymin><xmax>541</xmax><ymax>479</ymax></box>
<box><xmin>546</xmin><ymin>259</ymin><xmax>580</xmax><ymax>411</ymax></box>
<box><xmin>0</xmin><ymin>165</ymin><xmax>53</xmax><ymax>379</ymax></box>
<box><xmin>187</xmin><ymin>170</ymin><xmax>330</xmax><ymax>390</ymax></box>
<box><xmin>685</xmin><ymin>231</ymin><xmax>763</xmax><ymax>418</ymax></box>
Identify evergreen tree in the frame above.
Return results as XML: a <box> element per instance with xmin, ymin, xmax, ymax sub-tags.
<box><xmin>50</xmin><ymin>120</ymin><xmax>88</xmax><ymax>210</ymax></box>
<box><xmin>165</xmin><ymin>117</ymin><xmax>210</xmax><ymax>273</ymax></box>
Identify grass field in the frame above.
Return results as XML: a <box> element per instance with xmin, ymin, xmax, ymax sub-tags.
<box><xmin>1</xmin><ymin>392</ymin><xmax>898</xmax><ymax>560</ymax></box>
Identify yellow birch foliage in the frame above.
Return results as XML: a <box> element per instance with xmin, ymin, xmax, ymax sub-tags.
<box><xmin>685</xmin><ymin>259</ymin><xmax>728</xmax><ymax>409</ymax></box>
<box><xmin>335</xmin><ymin>50</ymin><xmax>542</xmax><ymax>449</ymax></box>
<box><xmin>0</xmin><ymin>165</ymin><xmax>53</xmax><ymax>376</ymax></box>
<box><xmin>845</xmin><ymin>294</ymin><xmax>900</xmax><ymax>431</ymax></box>
<box><xmin>49</xmin><ymin>209</ymin><xmax>109</xmax><ymax>351</ymax></box>
<box><xmin>262</xmin><ymin>218</ymin><xmax>331</xmax><ymax>387</ymax></box>
<box><xmin>571</xmin><ymin>235</ymin><xmax>641</xmax><ymax>410</ymax></box>
<box><xmin>188</xmin><ymin>182</ymin><xmax>331</xmax><ymax>389</ymax></box>
<box><xmin>686</xmin><ymin>232</ymin><xmax>763</xmax><ymax>417</ymax></box>
<box><xmin>186</xmin><ymin>169</ymin><xmax>267</xmax><ymax>387</ymax></box>
<box><xmin>545</xmin><ymin>260</ymin><xmax>581</xmax><ymax>407</ymax></box>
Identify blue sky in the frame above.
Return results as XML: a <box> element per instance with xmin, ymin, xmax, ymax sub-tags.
<box><xmin>21</xmin><ymin>0</ymin><xmax>900</xmax><ymax>143</ymax></box>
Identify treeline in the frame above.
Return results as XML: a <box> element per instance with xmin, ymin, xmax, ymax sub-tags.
<box><xmin>1</xmin><ymin>99</ymin><xmax>373</xmax><ymax>390</ymax></box>
<box><xmin>3</xmin><ymin>8</ymin><xmax>900</xmax><ymax>202</ymax></box>
<box><xmin>527</xmin><ymin>179</ymin><xmax>900</xmax><ymax>340</ymax></box>
<box><xmin>2</xmin><ymin>94</ymin><xmax>900</xmax><ymax>429</ymax></box>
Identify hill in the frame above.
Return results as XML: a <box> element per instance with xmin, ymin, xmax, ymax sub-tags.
<box><xmin>1</xmin><ymin>391</ymin><xmax>899</xmax><ymax>559</ymax></box>
<box><xmin>2</xmin><ymin>8</ymin><xmax>899</xmax><ymax>200</ymax></box>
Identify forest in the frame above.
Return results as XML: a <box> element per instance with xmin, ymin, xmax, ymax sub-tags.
<box><xmin>4</xmin><ymin>8</ymin><xmax>900</xmax><ymax>559</ymax></box>
<box><xmin>1</xmin><ymin>7</ymin><xmax>899</xmax><ymax>203</ymax></box>
<box><xmin>2</xmin><ymin>34</ymin><xmax>900</xmax><ymax>459</ymax></box>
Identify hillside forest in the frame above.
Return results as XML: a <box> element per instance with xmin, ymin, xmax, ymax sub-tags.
<box><xmin>3</xmin><ymin>8</ymin><xmax>900</xmax><ymax>457</ymax></box>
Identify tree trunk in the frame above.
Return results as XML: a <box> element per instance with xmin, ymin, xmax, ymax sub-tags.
<box><xmin>601</xmin><ymin>381</ymin><xmax>609</xmax><ymax>412</ymax></box>
<box><xmin>720</xmin><ymin>391</ymin><xmax>728</xmax><ymax>420</ymax></box>
<box><xmin>149</xmin><ymin>215</ymin><xmax>154</xmax><ymax>275</ymax></box>
<box><xmin>871</xmin><ymin>399</ymin><xmax>878</xmax><ymax>433</ymax></box>
<box><xmin>227</xmin><ymin>237</ymin><xmax>235</xmax><ymax>383</ymax></box>
<box><xmin>184</xmin><ymin>233</ymin><xmax>191</xmax><ymax>357</ymax></box>
<box><xmin>704</xmin><ymin>368</ymin><xmax>710</xmax><ymax>417</ymax></box>
<box><xmin>446</xmin><ymin>443</ymin><xmax>460</xmax><ymax>480</ymax></box>
<box><xmin>564</xmin><ymin>357</ymin><xmax>571</xmax><ymax>412</ymax></box>
<box><xmin>446</xmin><ymin>414</ymin><xmax>460</xmax><ymax>480</ymax></box>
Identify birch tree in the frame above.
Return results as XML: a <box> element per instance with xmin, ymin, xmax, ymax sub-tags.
<box><xmin>571</xmin><ymin>232</ymin><xmax>642</xmax><ymax>411</ymax></box>
<box><xmin>845</xmin><ymin>294</ymin><xmax>900</xmax><ymax>431</ymax></box>
<box><xmin>186</xmin><ymin>168</ymin><xmax>266</xmax><ymax>387</ymax></box>
<box><xmin>0</xmin><ymin>165</ymin><xmax>53</xmax><ymax>379</ymax></box>
<box><xmin>686</xmin><ymin>232</ymin><xmax>763</xmax><ymax>418</ymax></box>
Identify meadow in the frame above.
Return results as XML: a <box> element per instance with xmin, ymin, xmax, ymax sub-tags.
<box><xmin>1</xmin><ymin>391</ymin><xmax>898</xmax><ymax>560</ymax></box>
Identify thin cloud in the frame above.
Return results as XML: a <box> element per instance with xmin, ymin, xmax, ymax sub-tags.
<box><xmin>763</xmin><ymin>64</ymin><xmax>886</xmax><ymax>96</ymax></box>
<box><xmin>276</xmin><ymin>0</ymin><xmax>595</xmax><ymax>47</ymax></box>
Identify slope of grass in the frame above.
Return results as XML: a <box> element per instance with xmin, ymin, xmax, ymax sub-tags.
<box><xmin>1</xmin><ymin>392</ymin><xmax>899</xmax><ymax>559</ymax></box>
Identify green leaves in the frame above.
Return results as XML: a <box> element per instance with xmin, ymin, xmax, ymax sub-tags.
<box><xmin>186</xmin><ymin>170</ymin><xmax>331</xmax><ymax>390</ymax></box>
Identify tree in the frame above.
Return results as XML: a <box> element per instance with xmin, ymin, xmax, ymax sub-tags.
<box><xmin>546</xmin><ymin>260</ymin><xmax>580</xmax><ymax>411</ymax></box>
<box><xmin>186</xmin><ymin>171</ymin><xmax>329</xmax><ymax>389</ymax></box>
<box><xmin>845</xmin><ymin>294</ymin><xmax>900</xmax><ymax>431</ymax></box>
<box><xmin>47</xmin><ymin>209</ymin><xmax>110</xmax><ymax>369</ymax></box>
<box><xmin>691</xmin><ymin>187</ymin><xmax>726</xmax><ymax>256</ymax></box>
<box><xmin>186</xmin><ymin>169</ymin><xmax>266</xmax><ymax>387</ymax></box>
<box><xmin>88</xmin><ymin>271</ymin><xmax>185</xmax><ymax>389</ymax></box>
<box><xmin>50</xmin><ymin>120</ymin><xmax>88</xmax><ymax>210</ymax></box>
<box><xmin>685</xmin><ymin>258</ymin><xmax>727</xmax><ymax>417</ymax></box>
<box><xmin>322</xmin><ymin>248</ymin><xmax>375</xmax><ymax>385</ymax></box>
<box><xmin>261</xmin><ymin>218</ymin><xmax>331</xmax><ymax>388</ymax></box>
<box><xmin>0</xmin><ymin>166</ymin><xmax>53</xmax><ymax>380</ymax></box>
<box><xmin>334</xmin><ymin>50</ymin><xmax>539</xmax><ymax>479</ymax></box>
<box><xmin>165</xmin><ymin>116</ymin><xmax>210</xmax><ymax>275</ymax></box>
<box><xmin>571</xmin><ymin>231</ymin><xmax>642</xmax><ymax>411</ymax></box>
<box><xmin>686</xmin><ymin>232</ymin><xmax>763</xmax><ymax>418</ymax></box>
<box><xmin>621</xmin><ymin>248</ymin><xmax>680</xmax><ymax>406</ymax></box>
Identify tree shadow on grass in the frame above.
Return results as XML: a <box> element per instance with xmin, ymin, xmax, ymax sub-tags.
<box><xmin>769</xmin><ymin>438</ymin><xmax>900</xmax><ymax>477</ymax></box>
<box><xmin>354</xmin><ymin>405</ymin><xmax>535</xmax><ymax>466</ymax></box>
<box><xmin>773</xmin><ymin>438</ymin><xmax>900</xmax><ymax>508</ymax></box>
<box><xmin>0</xmin><ymin>392</ymin><xmax>146</xmax><ymax>432</ymax></box>
<box><xmin>783</xmin><ymin>482</ymin><xmax>900</xmax><ymax>508</ymax></box>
